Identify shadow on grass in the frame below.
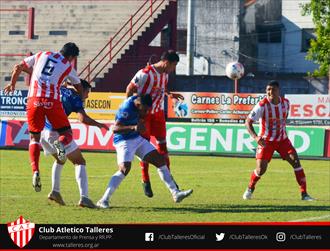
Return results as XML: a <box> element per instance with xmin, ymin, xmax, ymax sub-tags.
<box><xmin>111</xmin><ymin>204</ymin><xmax>330</xmax><ymax>214</ymax></box>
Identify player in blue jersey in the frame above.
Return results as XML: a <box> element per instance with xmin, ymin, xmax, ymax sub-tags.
<box><xmin>40</xmin><ymin>79</ymin><xmax>109</xmax><ymax>208</ymax></box>
<box><xmin>97</xmin><ymin>94</ymin><xmax>193</xmax><ymax>208</ymax></box>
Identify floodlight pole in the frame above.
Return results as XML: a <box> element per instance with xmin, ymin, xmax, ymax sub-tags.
<box><xmin>186</xmin><ymin>0</ymin><xmax>194</xmax><ymax>75</ymax></box>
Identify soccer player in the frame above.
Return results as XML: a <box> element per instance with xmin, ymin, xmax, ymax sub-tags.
<box><xmin>96</xmin><ymin>94</ymin><xmax>193</xmax><ymax>209</ymax></box>
<box><xmin>126</xmin><ymin>50</ymin><xmax>183</xmax><ymax>197</ymax></box>
<box><xmin>242</xmin><ymin>80</ymin><xmax>314</xmax><ymax>201</ymax></box>
<box><xmin>3</xmin><ymin>43</ymin><xmax>81</xmax><ymax>192</ymax></box>
<box><xmin>41</xmin><ymin>79</ymin><xmax>109</xmax><ymax>208</ymax></box>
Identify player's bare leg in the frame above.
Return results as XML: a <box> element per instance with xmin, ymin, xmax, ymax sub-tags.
<box><xmin>284</xmin><ymin>152</ymin><xmax>314</xmax><ymax>201</ymax></box>
<box><xmin>29</xmin><ymin>133</ymin><xmax>42</xmax><ymax>192</ymax></box>
<box><xmin>97</xmin><ymin>162</ymin><xmax>130</xmax><ymax>209</ymax></box>
<box><xmin>243</xmin><ymin>159</ymin><xmax>268</xmax><ymax>200</ymax></box>
<box><xmin>143</xmin><ymin>150</ymin><xmax>192</xmax><ymax>203</ymax></box>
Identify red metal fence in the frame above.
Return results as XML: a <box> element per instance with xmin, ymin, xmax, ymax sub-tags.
<box><xmin>0</xmin><ymin>8</ymin><xmax>35</xmax><ymax>39</ymax></box>
<box><xmin>79</xmin><ymin>0</ymin><xmax>167</xmax><ymax>83</ymax></box>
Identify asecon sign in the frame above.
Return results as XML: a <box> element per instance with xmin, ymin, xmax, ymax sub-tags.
<box><xmin>69</xmin><ymin>92</ymin><xmax>125</xmax><ymax>121</ymax></box>
<box><xmin>286</xmin><ymin>95</ymin><xmax>330</xmax><ymax>126</ymax></box>
<box><xmin>166</xmin><ymin>123</ymin><xmax>325</xmax><ymax>157</ymax></box>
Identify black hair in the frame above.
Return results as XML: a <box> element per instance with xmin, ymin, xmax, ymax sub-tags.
<box><xmin>140</xmin><ymin>94</ymin><xmax>152</xmax><ymax>107</ymax></box>
<box><xmin>60</xmin><ymin>42</ymin><xmax>79</xmax><ymax>58</ymax></box>
<box><xmin>160</xmin><ymin>50</ymin><xmax>179</xmax><ymax>63</ymax></box>
<box><xmin>80</xmin><ymin>79</ymin><xmax>92</xmax><ymax>90</ymax></box>
<box><xmin>267</xmin><ymin>80</ymin><xmax>280</xmax><ymax>88</ymax></box>
<box><xmin>148</xmin><ymin>54</ymin><xmax>157</xmax><ymax>65</ymax></box>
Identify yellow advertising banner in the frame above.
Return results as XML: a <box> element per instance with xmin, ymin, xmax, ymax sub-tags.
<box><xmin>69</xmin><ymin>92</ymin><xmax>126</xmax><ymax>121</ymax></box>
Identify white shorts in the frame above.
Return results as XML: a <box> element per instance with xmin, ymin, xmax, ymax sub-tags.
<box><xmin>40</xmin><ymin>129</ymin><xmax>78</xmax><ymax>156</ymax></box>
<box><xmin>114</xmin><ymin>136</ymin><xmax>155</xmax><ymax>165</ymax></box>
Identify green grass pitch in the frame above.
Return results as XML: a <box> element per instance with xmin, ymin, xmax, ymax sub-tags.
<box><xmin>0</xmin><ymin>149</ymin><xmax>329</xmax><ymax>224</ymax></box>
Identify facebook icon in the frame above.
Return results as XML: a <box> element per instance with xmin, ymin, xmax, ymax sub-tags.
<box><xmin>145</xmin><ymin>233</ymin><xmax>154</xmax><ymax>241</ymax></box>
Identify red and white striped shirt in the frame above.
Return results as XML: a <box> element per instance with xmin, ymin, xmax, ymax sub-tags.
<box><xmin>248</xmin><ymin>97</ymin><xmax>290</xmax><ymax>142</ymax></box>
<box><xmin>130</xmin><ymin>65</ymin><xmax>168</xmax><ymax>114</ymax></box>
<box><xmin>23</xmin><ymin>51</ymin><xmax>80</xmax><ymax>100</ymax></box>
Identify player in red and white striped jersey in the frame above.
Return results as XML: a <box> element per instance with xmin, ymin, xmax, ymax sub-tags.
<box><xmin>126</xmin><ymin>50</ymin><xmax>183</xmax><ymax>197</ymax></box>
<box><xmin>3</xmin><ymin>42</ymin><xmax>81</xmax><ymax>193</ymax></box>
<box><xmin>243</xmin><ymin>80</ymin><xmax>314</xmax><ymax>201</ymax></box>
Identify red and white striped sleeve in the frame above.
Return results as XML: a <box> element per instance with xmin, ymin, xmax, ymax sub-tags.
<box><xmin>130</xmin><ymin>69</ymin><xmax>149</xmax><ymax>90</ymax></box>
<box><xmin>22</xmin><ymin>54</ymin><xmax>37</xmax><ymax>68</ymax></box>
<box><xmin>248</xmin><ymin>103</ymin><xmax>263</xmax><ymax>122</ymax></box>
<box><xmin>284</xmin><ymin>98</ymin><xmax>290</xmax><ymax>117</ymax></box>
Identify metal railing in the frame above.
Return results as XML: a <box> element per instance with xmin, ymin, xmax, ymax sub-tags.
<box><xmin>79</xmin><ymin>0</ymin><xmax>167</xmax><ymax>83</ymax></box>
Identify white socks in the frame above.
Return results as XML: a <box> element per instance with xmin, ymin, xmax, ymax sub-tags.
<box><xmin>51</xmin><ymin>161</ymin><xmax>63</xmax><ymax>192</ymax></box>
<box><xmin>75</xmin><ymin>165</ymin><xmax>88</xmax><ymax>198</ymax></box>
<box><xmin>157</xmin><ymin>165</ymin><xmax>179</xmax><ymax>195</ymax></box>
<box><xmin>101</xmin><ymin>170</ymin><xmax>125</xmax><ymax>202</ymax></box>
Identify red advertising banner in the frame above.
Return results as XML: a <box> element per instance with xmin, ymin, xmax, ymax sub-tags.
<box><xmin>1</xmin><ymin>120</ymin><xmax>115</xmax><ymax>151</ymax></box>
<box><xmin>167</xmin><ymin>92</ymin><xmax>266</xmax><ymax>123</ymax></box>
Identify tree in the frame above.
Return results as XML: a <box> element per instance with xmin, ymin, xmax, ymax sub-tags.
<box><xmin>301</xmin><ymin>0</ymin><xmax>330</xmax><ymax>77</ymax></box>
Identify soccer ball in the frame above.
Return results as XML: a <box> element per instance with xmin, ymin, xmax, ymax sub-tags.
<box><xmin>225</xmin><ymin>62</ymin><xmax>244</xmax><ymax>80</ymax></box>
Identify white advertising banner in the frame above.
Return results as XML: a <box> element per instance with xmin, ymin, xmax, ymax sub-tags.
<box><xmin>285</xmin><ymin>95</ymin><xmax>330</xmax><ymax>126</ymax></box>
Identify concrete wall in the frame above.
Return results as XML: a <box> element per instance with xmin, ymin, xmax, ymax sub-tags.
<box><xmin>177</xmin><ymin>0</ymin><xmax>240</xmax><ymax>76</ymax></box>
<box><xmin>257</xmin><ymin>0</ymin><xmax>319</xmax><ymax>73</ymax></box>
<box><xmin>0</xmin><ymin>0</ymin><xmax>167</xmax><ymax>89</ymax></box>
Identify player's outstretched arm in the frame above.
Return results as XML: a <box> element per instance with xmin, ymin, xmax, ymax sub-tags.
<box><xmin>77</xmin><ymin>109</ymin><xmax>109</xmax><ymax>130</ymax></box>
<box><xmin>3</xmin><ymin>63</ymin><xmax>29</xmax><ymax>94</ymax></box>
<box><xmin>126</xmin><ymin>82</ymin><xmax>137</xmax><ymax>97</ymax></box>
<box><xmin>112</xmin><ymin>120</ymin><xmax>137</xmax><ymax>134</ymax></box>
<box><xmin>167</xmin><ymin>92</ymin><xmax>184</xmax><ymax>100</ymax></box>
<box><xmin>112</xmin><ymin>120</ymin><xmax>146</xmax><ymax>134</ymax></box>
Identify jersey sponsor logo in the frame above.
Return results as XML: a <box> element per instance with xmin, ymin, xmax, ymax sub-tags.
<box><xmin>7</xmin><ymin>216</ymin><xmax>35</xmax><ymax>248</ymax></box>
<box><xmin>33</xmin><ymin>101</ymin><xmax>53</xmax><ymax>109</ymax></box>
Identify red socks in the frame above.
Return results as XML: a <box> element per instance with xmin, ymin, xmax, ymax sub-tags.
<box><xmin>248</xmin><ymin>170</ymin><xmax>261</xmax><ymax>189</ymax></box>
<box><xmin>294</xmin><ymin>167</ymin><xmax>307</xmax><ymax>193</ymax></box>
<box><xmin>140</xmin><ymin>161</ymin><xmax>150</xmax><ymax>182</ymax></box>
<box><xmin>29</xmin><ymin>142</ymin><xmax>40</xmax><ymax>173</ymax></box>
<box><xmin>140</xmin><ymin>142</ymin><xmax>170</xmax><ymax>182</ymax></box>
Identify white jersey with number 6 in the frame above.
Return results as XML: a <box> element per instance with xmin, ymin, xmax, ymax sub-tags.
<box><xmin>23</xmin><ymin>51</ymin><xmax>80</xmax><ymax>100</ymax></box>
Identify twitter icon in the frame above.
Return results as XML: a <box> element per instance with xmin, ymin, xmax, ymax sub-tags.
<box><xmin>216</xmin><ymin>233</ymin><xmax>225</xmax><ymax>241</ymax></box>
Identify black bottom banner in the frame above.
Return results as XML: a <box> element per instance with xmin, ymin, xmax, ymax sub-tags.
<box><xmin>1</xmin><ymin>223</ymin><xmax>329</xmax><ymax>250</ymax></box>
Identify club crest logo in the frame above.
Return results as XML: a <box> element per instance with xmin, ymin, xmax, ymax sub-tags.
<box><xmin>7</xmin><ymin>216</ymin><xmax>35</xmax><ymax>248</ymax></box>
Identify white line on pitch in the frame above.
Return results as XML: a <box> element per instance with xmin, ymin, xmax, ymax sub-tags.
<box><xmin>289</xmin><ymin>214</ymin><xmax>330</xmax><ymax>222</ymax></box>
